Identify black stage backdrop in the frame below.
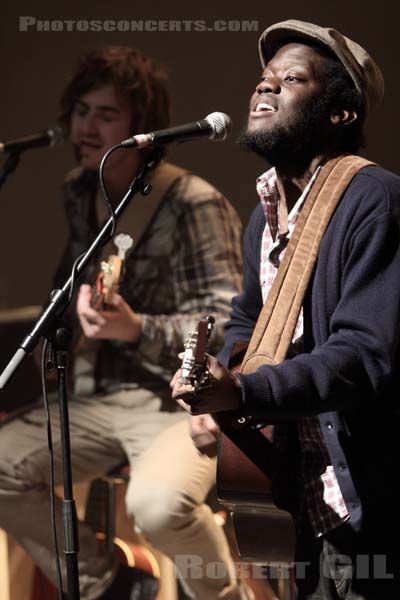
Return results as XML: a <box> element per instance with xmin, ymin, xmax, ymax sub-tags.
<box><xmin>0</xmin><ymin>0</ymin><xmax>397</xmax><ymax>309</ymax></box>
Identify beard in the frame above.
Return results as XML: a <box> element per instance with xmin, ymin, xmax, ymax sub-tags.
<box><xmin>237</xmin><ymin>94</ymin><xmax>332</xmax><ymax>171</ymax></box>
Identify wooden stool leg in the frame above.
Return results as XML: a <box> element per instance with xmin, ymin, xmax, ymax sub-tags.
<box><xmin>0</xmin><ymin>530</ymin><xmax>35</xmax><ymax>600</ymax></box>
<box><xmin>0</xmin><ymin>529</ymin><xmax>10</xmax><ymax>600</ymax></box>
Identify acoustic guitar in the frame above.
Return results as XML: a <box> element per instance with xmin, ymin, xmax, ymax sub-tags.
<box><xmin>72</xmin><ymin>233</ymin><xmax>134</xmax><ymax>394</ymax></box>
<box><xmin>76</xmin><ymin>232</ymin><xmax>134</xmax><ymax>345</ymax></box>
<box><xmin>181</xmin><ymin>317</ymin><xmax>295</xmax><ymax>566</ymax></box>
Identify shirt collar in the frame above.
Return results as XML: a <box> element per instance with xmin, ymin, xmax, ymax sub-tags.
<box><xmin>256</xmin><ymin>167</ymin><xmax>278</xmax><ymax>216</ymax></box>
<box><xmin>256</xmin><ymin>165</ymin><xmax>323</xmax><ymax>235</ymax></box>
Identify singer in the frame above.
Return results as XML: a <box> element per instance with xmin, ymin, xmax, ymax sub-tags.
<box><xmin>171</xmin><ymin>19</ymin><xmax>400</xmax><ymax>600</ymax></box>
<box><xmin>0</xmin><ymin>47</ymin><xmax>250</xmax><ymax>600</ymax></box>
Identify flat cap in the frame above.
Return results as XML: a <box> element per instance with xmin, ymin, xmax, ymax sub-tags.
<box><xmin>259</xmin><ymin>20</ymin><xmax>384</xmax><ymax>114</ymax></box>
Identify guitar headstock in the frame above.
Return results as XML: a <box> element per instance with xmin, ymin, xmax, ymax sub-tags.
<box><xmin>181</xmin><ymin>316</ymin><xmax>215</xmax><ymax>388</ymax></box>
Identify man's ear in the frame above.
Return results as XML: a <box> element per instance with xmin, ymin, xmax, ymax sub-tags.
<box><xmin>330</xmin><ymin>109</ymin><xmax>358</xmax><ymax>126</ymax></box>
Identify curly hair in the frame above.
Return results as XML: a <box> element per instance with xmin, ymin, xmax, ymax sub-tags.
<box><xmin>59</xmin><ymin>46</ymin><xmax>171</xmax><ymax>135</ymax></box>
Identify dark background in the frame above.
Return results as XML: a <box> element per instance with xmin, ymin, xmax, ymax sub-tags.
<box><xmin>0</xmin><ymin>0</ymin><xmax>397</xmax><ymax>309</ymax></box>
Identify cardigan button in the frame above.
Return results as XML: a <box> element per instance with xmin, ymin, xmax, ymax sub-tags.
<box><xmin>338</xmin><ymin>464</ymin><xmax>347</xmax><ymax>471</ymax></box>
<box><xmin>326</xmin><ymin>422</ymin><xmax>333</xmax><ymax>430</ymax></box>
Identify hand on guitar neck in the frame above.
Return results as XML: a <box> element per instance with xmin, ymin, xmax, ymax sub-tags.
<box><xmin>172</xmin><ymin>353</ymin><xmax>242</xmax><ymax>415</ymax></box>
<box><xmin>171</xmin><ymin>317</ymin><xmax>242</xmax><ymax>416</ymax></box>
<box><xmin>77</xmin><ymin>284</ymin><xmax>142</xmax><ymax>342</ymax></box>
<box><xmin>76</xmin><ymin>233</ymin><xmax>141</xmax><ymax>343</ymax></box>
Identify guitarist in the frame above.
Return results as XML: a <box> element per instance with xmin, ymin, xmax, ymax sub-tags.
<box><xmin>0</xmin><ymin>47</ymin><xmax>245</xmax><ymax>600</ymax></box>
<box><xmin>172</xmin><ymin>20</ymin><xmax>400</xmax><ymax>600</ymax></box>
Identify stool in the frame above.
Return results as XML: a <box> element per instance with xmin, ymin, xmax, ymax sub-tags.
<box><xmin>87</xmin><ymin>465</ymin><xmax>181</xmax><ymax>600</ymax></box>
<box><xmin>31</xmin><ymin>469</ymin><xmax>163</xmax><ymax>600</ymax></box>
<box><xmin>94</xmin><ymin>464</ymin><xmax>230</xmax><ymax>600</ymax></box>
<box><xmin>100</xmin><ymin>466</ymin><xmax>281</xmax><ymax>600</ymax></box>
<box><xmin>85</xmin><ymin>467</ymin><xmax>161</xmax><ymax>579</ymax></box>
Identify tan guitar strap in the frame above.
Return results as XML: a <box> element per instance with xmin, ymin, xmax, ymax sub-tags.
<box><xmin>241</xmin><ymin>154</ymin><xmax>375</xmax><ymax>375</ymax></box>
<box><xmin>99</xmin><ymin>161</ymin><xmax>188</xmax><ymax>259</ymax></box>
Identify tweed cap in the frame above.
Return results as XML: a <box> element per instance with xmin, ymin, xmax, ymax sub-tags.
<box><xmin>258</xmin><ymin>20</ymin><xmax>384</xmax><ymax>114</ymax></box>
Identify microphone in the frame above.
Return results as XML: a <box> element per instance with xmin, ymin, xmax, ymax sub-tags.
<box><xmin>121</xmin><ymin>112</ymin><xmax>231</xmax><ymax>148</ymax></box>
<box><xmin>0</xmin><ymin>126</ymin><xmax>65</xmax><ymax>154</ymax></box>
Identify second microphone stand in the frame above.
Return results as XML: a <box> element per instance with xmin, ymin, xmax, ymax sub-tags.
<box><xmin>0</xmin><ymin>151</ymin><xmax>22</xmax><ymax>190</ymax></box>
<box><xmin>0</xmin><ymin>146</ymin><xmax>162</xmax><ymax>600</ymax></box>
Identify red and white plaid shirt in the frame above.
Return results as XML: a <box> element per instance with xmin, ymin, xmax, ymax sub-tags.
<box><xmin>257</xmin><ymin>166</ymin><xmax>349</xmax><ymax>537</ymax></box>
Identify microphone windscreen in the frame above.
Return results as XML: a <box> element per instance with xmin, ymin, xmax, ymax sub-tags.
<box><xmin>205</xmin><ymin>112</ymin><xmax>232</xmax><ymax>141</ymax></box>
<box><xmin>48</xmin><ymin>126</ymin><xmax>66</xmax><ymax>147</ymax></box>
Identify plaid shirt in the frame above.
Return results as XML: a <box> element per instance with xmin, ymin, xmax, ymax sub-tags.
<box><xmin>54</xmin><ymin>163</ymin><xmax>243</xmax><ymax>398</ymax></box>
<box><xmin>257</xmin><ymin>167</ymin><xmax>349</xmax><ymax>536</ymax></box>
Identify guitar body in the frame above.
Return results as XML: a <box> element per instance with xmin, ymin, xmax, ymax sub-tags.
<box><xmin>216</xmin><ymin>424</ymin><xmax>295</xmax><ymax>564</ymax></box>
<box><xmin>217</xmin><ymin>424</ymin><xmax>275</xmax><ymax>508</ymax></box>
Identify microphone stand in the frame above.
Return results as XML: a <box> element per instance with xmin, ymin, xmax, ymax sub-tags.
<box><xmin>0</xmin><ymin>151</ymin><xmax>22</xmax><ymax>190</ymax></box>
<box><xmin>0</xmin><ymin>147</ymin><xmax>162</xmax><ymax>600</ymax></box>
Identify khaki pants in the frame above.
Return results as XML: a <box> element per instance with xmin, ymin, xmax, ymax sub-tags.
<box><xmin>0</xmin><ymin>389</ymin><xmax>239</xmax><ymax>600</ymax></box>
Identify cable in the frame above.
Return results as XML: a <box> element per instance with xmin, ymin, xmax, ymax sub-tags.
<box><xmin>41</xmin><ymin>338</ymin><xmax>64</xmax><ymax>600</ymax></box>
<box><xmin>66</xmin><ymin>143</ymin><xmax>124</xmax><ymax>303</ymax></box>
<box><xmin>99</xmin><ymin>144</ymin><xmax>124</xmax><ymax>240</ymax></box>
<box><xmin>68</xmin><ymin>251</ymin><xmax>86</xmax><ymax>303</ymax></box>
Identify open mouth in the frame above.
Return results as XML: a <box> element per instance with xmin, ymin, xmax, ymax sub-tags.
<box><xmin>79</xmin><ymin>141</ymin><xmax>102</xmax><ymax>151</ymax></box>
<box><xmin>252</xmin><ymin>102</ymin><xmax>277</xmax><ymax>114</ymax></box>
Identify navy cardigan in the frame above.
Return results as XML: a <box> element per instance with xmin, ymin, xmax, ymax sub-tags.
<box><xmin>219</xmin><ymin>165</ymin><xmax>400</xmax><ymax>543</ymax></box>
